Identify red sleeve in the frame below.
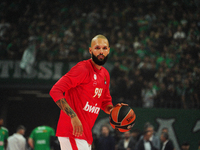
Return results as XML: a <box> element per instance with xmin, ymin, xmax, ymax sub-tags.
<box><xmin>101</xmin><ymin>71</ymin><xmax>113</xmax><ymax>112</ymax></box>
<box><xmin>49</xmin><ymin>62</ymin><xmax>88</xmax><ymax>102</ymax></box>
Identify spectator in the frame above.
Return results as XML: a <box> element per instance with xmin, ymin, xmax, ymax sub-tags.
<box><xmin>0</xmin><ymin>117</ymin><xmax>9</xmax><ymax>150</ymax></box>
<box><xmin>141</xmin><ymin>82</ymin><xmax>157</xmax><ymax>108</ymax></box>
<box><xmin>173</xmin><ymin>25</ymin><xmax>186</xmax><ymax>41</ymax></box>
<box><xmin>161</xmin><ymin>127</ymin><xmax>169</xmax><ymax>134</ymax></box>
<box><xmin>160</xmin><ymin>127</ymin><xmax>175</xmax><ymax>149</ymax></box>
<box><xmin>133</xmin><ymin>37</ymin><xmax>141</xmax><ymax>50</ymax></box>
<box><xmin>0</xmin><ymin>19</ymin><xmax>10</xmax><ymax>38</ymax></box>
<box><xmin>28</xmin><ymin>125</ymin><xmax>55</xmax><ymax>150</ymax></box>
<box><xmin>97</xmin><ymin>125</ymin><xmax>115</xmax><ymax>150</ymax></box>
<box><xmin>20</xmin><ymin>40</ymin><xmax>37</xmax><ymax>74</ymax></box>
<box><xmin>180</xmin><ymin>141</ymin><xmax>190</xmax><ymax>150</ymax></box>
<box><xmin>140</xmin><ymin>122</ymin><xmax>160</xmax><ymax>150</ymax></box>
<box><xmin>131</xmin><ymin>129</ymin><xmax>141</xmax><ymax>143</ymax></box>
<box><xmin>6</xmin><ymin>125</ymin><xmax>26</xmax><ymax>150</ymax></box>
<box><xmin>134</xmin><ymin>127</ymin><xmax>157</xmax><ymax>150</ymax></box>
<box><xmin>117</xmin><ymin>131</ymin><xmax>136</xmax><ymax>150</ymax></box>
<box><xmin>160</xmin><ymin>132</ymin><xmax>174</xmax><ymax>150</ymax></box>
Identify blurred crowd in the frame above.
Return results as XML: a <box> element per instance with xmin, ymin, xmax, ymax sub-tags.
<box><xmin>2</xmin><ymin>116</ymin><xmax>199</xmax><ymax>150</ymax></box>
<box><xmin>92</xmin><ymin>122</ymin><xmax>199</xmax><ymax>150</ymax></box>
<box><xmin>0</xmin><ymin>0</ymin><xmax>200</xmax><ymax>109</ymax></box>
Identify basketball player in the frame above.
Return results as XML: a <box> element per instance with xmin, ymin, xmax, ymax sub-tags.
<box><xmin>50</xmin><ymin>35</ymin><xmax>120</xmax><ymax>150</ymax></box>
<box><xmin>0</xmin><ymin>117</ymin><xmax>8</xmax><ymax>150</ymax></box>
<box><xmin>28</xmin><ymin>125</ymin><xmax>55</xmax><ymax>150</ymax></box>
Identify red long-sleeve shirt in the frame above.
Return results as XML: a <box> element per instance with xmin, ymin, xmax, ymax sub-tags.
<box><xmin>49</xmin><ymin>59</ymin><xmax>113</xmax><ymax>144</ymax></box>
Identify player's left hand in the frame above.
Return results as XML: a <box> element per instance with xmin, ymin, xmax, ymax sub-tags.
<box><xmin>115</xmin><ymin>103</ymin><xmax>128</xmax><ymax>107</ymax></box>
<box><xmin>109</xmin><ymin>103</ymin><xmax>129</xmax><ymax>113</ymax></box>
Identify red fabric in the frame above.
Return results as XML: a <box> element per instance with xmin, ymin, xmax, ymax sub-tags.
<box><xmin>69</xmin><ymin>137</ymin><xmax>78</xmax><ymax>150</ymax></box>
<box><xmin>49</xmin><ymin>59</ymin><xmax>113</xmax><ymax>144</ymax></box>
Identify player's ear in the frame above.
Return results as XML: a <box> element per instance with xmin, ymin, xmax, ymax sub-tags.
<box><xmin>89</xmin><ymin>47</ymin><xmax>92</xmax><ymax>54</ymax></box>
<box><xmin>108</xmin><ymin>47</ymin><xmax>110</xmax><ymax>54</ymax></box>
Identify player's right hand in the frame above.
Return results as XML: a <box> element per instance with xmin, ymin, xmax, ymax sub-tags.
<box><xmin>71</xmin><ymin>116</ymin><xmax>83</xmax><ymax>137</ymax></box>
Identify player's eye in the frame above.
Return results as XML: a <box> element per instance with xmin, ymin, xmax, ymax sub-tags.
<box><xmin>103</xmin><ymin>47</ymin><xmax>108</xmax><ymax>50</ymax></box>
<box><xmin>95</xmin><ymin>46</ymin><xmax>100</xmax><ymax>49</ymax></box>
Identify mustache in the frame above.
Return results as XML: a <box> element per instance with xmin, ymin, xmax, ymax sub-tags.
<box><xmin>91</xmin><ymin>53</ymin><xmax>108</xmax><ymax>66</ymax></box>
<box><xmin>98</xmin><ymin>54</ymin><xmax>106</xmax><ymax>57</ymax></box>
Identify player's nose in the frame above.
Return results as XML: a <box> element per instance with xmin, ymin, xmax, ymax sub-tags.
<box><xmin>99</xmin><ymin>48</ymin><xmax>103</xmax><ymax>53</ymax></box>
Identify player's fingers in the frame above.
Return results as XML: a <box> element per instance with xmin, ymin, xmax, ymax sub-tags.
<box><xmin>73</xmin><ymin>126</ymin><xmax>76</xmax><ymax>136</ymax></box>
<box><xmin>115</xmin><ymin>103</ymin><xmax>120</xmax><ymax>107</ymax></box>
<box><xmin>73</xmin><ymin>126</ymin><xmax>78</xmax><ymax>136</ymax></box>
<box><xmin>120</xmin><ymin>103</ymin><xmax>128</xmax><ymax>106</ymax></box>
<box><xmin>77</xmin><ymin>125</ymin><xmax>83</xmax><ymax>136</ymax></box>
<box><xmin>115</xmin><ymin>103</ymin><xmax>128</xmax><ymax>107</ymax></box>
<box><xmin>79</xmin><ymin>126</ymin><xmax>83</xmax><ymax>136</ymax></box>
<box><xmin>75</xmin><ymin>126</ymin><xmax>82</xmax><ymax>137</ymax></box>
<box><xmin>76</xmin><ymin>127</ymin><xmax>80</xmax><ymax>137</ymax></box>
<box><xmin>109</xmin><ymin>107</ymin><xmax>114</xmax><ymax>113</ymax></box>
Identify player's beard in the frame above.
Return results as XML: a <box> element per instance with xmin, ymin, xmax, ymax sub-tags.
<box><xmin>92</xmin><ymin>53</ymin><xmax>108</xmax><ymax>66</ymax></box>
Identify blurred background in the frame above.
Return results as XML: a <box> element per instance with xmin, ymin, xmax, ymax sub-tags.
<box><xmin>0</xmin><ymin>0</ymin><xmax>199</xmax><ymax>150</ymax></box>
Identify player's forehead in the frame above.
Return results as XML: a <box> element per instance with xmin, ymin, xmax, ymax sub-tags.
<box><xmin>91</xmin><ymin>38</ymin><xmax>109</xmax><ymax>47</ymax></box>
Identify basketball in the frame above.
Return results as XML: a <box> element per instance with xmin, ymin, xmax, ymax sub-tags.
<box><xmin>109</xmin><ymin>105</ymin><xmax>136</xmax><ymax>132</ymax></box>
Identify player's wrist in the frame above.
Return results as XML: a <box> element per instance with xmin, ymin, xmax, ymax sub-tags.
<box><xmin>70</xmin><ymin>114</ymin><xmax>77</xmax><ymax>119</ymax></box>
<box><xmin>106</xmin><ymin>105</ymin><xmax>113</xmax><ymax>114</ymax></box>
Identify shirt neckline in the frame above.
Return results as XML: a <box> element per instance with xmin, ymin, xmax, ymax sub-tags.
<box><xmin>89</xmin><ymin>59</ymin><xmax>101</xmax><ymax>73</ymax></box>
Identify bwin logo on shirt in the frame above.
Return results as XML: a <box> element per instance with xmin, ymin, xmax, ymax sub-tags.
<box><xmin>83</xmin><ymin>102</ymin><xmax>100</xmax><ymax>114</ymax></box>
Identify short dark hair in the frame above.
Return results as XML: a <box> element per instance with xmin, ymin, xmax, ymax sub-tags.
<box><xmin>16</xmin><ymin>125</ymin><xmax>26</xmax><ymax>132</ymax></box>
<box><xmin>144</xmin><ymin>122</ymin><xmax>154</xmax><ymax>131</ymax></box>
<box><xmin>161</xmin><ymin>132</ymin><xmax>169</xmax><ymax>140</ymax></box>
<box><xmin>181</xmin><ymin>141</ymin><xmax>190</xmax><ymax>146</ymax></box>
<box><xmin>143</xmin><ymin>122</ymin><xmax>154</xmax><ymax>135</ymax></box>
<box><xmin>162</xmin><ymin>127</ymin><xmax>168</xmax><ymax>131</ymax></box>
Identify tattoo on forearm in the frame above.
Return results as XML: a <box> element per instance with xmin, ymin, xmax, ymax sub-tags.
<box><xmin>56</xmin><ymin>98</ymin><xmax>77</xmax><ymax>118</ymax></box>
<box><xmin>56</xmin><ymin>101</ymin><xmax>62</xmax><ymax>110</ymax></box>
